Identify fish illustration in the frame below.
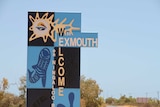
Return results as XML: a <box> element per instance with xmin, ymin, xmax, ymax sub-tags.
<box><xmin>28</xmin><ymin>48</ymin><xmax>51</xmax><ymax>87</ymax></box>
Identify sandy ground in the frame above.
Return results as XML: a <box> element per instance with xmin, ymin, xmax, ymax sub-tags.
<box><xmin>106</xmin><ymin>105</ymin><xmax>137</xmax><ymax>107</ymax></box>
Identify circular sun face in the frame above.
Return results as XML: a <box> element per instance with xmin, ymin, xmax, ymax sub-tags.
<box><xmin>29</xmin><ymin>12</ymin><xmax>55</xmax><ymax>43</ymax></box>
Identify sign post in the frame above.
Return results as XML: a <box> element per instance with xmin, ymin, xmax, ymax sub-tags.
<box><xmin>27</xmin><ymin>11</ymin><xmax>98</xmax><ymax>107</ymax></box>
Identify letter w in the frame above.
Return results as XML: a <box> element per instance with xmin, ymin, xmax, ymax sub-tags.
<box><xmin>58</xmin><ymin>28</ymin><xmax>65</xmax><ymax>36</ymax></box>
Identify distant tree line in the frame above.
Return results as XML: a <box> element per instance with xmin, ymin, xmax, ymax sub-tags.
<box><xmin>1</xmin><ymin>75</ymin><xmax>160</xmax><ymax>107</ymax></box>
<box><xmin>106</xmin><ymin>95</ymin><xmax>160</xmax><ymax>107</ymax></box>
<box><xmin>0</xmin><ymin>75</ymin><xmax>105</xmax><ymax>107</ymax></box>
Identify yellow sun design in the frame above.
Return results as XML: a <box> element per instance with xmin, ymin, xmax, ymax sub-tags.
<box><xmin>29</xmin><ymin>12</ymin><xmax>55</xmax><ymax>43</ymax></box>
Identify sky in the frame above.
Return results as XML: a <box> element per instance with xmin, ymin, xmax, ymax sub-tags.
<box><xmin>0</xmin><ymin>0</ymin><xmax>160</xmax><ymax>99</ymax></box>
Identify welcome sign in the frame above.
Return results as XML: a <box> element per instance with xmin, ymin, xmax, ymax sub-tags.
<box><xmin>27</xmin><ymin>12</ymin><xmax>98</xmax><ymax>107</ymax></box>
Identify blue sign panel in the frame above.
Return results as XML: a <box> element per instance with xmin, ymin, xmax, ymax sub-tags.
<box><xmin>27</xmin><ymin>11</ymin><xmax>98</xmax><ymax>107</ymax></box>
<box><xmin>27</xmin><ymin>47</ymin><xmax>53</xmax><ymax>88</ymax></box>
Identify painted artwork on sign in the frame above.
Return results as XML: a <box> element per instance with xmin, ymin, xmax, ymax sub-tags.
<box><xmin>27</xmin><ymin>47</ymin><xmax>53</xmax><ymax>88</ymax></box>
<box><xmin>27</xmin><ymin>11</ymin><xmax>98</xmax><ymax>107</ymax></box>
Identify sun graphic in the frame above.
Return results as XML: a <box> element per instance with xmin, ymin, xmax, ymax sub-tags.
<box><xmin>29</xmin><ymin>12</ymin><xmax>55</xmax><ymax>43</ymax></box>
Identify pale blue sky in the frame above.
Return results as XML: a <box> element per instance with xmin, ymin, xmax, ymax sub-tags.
<box><xmin>0</xmin><ymin>0</ymin><xmax>160</xmax><ymax>98</ymax></box>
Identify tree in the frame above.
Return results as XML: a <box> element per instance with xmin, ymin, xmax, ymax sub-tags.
<box><xmin>18</xmin><ymin>76</ymin><xmax>26</xmax><ymax>107</ymax></box>
<box><xmin>0</xmin><ymin>92</ymin><xmax>21</xmax><ymax>107</ymax></box>
<box><xmin>0</xmin><ymin>77</ymin><xmax>24</xmax><ymax>107</ymax></box>
<box><xmin>106</xmin><ymin>97</ymin><xmax>116</xmax><ymax>104</ymax></box>
<box><xmin>0</xmin><ymin>78</ymin><xmax>8</xmax><ymax>91</ymax></box>
<box><xmin>0</xmin><ymin>78</ymin><xmax>8</xmax><ymax>101</ymax></box>
<box><xmin>80</xmin><ymin>75</ymin><xmax>103</xmax><ymax>107</ymax></box>
<box><xmin>19</xmin><ymin>76</ymin><xmax>26</xmax><ymax>99</ymax></box>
